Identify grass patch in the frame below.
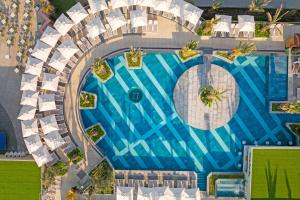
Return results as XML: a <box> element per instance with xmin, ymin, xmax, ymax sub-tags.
<box><xmin>255</xmin><ymin>24</ymin><xmax>270</xmax><ymax>38</ymax></box>
<box><xmin>0</xmin><ymin>160</ymin><xmax>41</xmax><ymax>200</ymax></box>
<box><xmin>67</xmin><ymin>148</ymin><xmax>83</xmax><ymax>164</ymax></box>
<box><xmin>178</xmin><ymin>49</ymin><xmax>199</xmax><ymax>61</ymax></box>
<box><xmin>125</xmin><ymin>52</ymin><xmax>142</xmax><ymax>68</ymax></box>
<box><xmin>208</xmin><ymin>173</ymin><xmax>244</xmax><ymax>195</ymax></box>
<box><xmin>50</xmin><ymin>0</ymin><xmax>77</xmax><ymax>18</ymax></box>
<box><xmin>89</xmin><ymin>160</ymin><xmax>114</xmax><ymax>195</ymax></box>
<box><xmin>92</xmin><ymin>59</ymin><xmax>113</xmax><ymax>82</ymax></box>
<box><xmin>251</xmin><ymin>149</ymin><xmax>300</xmax><ymax>199</ymax></box>
<box><xmin>80</xmin><ymin>92</ymin><xmax>96</xmax><ymax>108</ymax></box>
<box><xmin>86</xmin><ymin>124</ymin><xmax>105</xmax><ymax>142</ymax></box>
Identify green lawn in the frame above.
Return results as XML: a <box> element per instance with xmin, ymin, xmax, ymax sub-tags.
<box><xmin>0</xmin><ymin>160</ymin><xmax>41</xmax><ymax>200</ymax></box>
<box><xmin>51</xmin><ymin>0</ymin><xmax>77</xmax><ymax>18</ymax></box>
<box><xmin>251</xmin><ymin>149</ymin><xmax>300</xmax><ymax>199</ymax></box>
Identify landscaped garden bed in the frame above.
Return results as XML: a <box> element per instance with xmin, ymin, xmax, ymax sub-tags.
<box><xmin>213</xmin><ymin>51</ymin><xmax>235</xmax><ymax>63</ymax></box>
<box><xmin>177</xmin><ymin>40</ymin><xmax>201</xmax><ymax>62</ymax></box>
<box><xmin>271</xmin><ymin>101</ymin><xmax>300</xmax><ymax>113</ymax></box>
<box><xmin>85</xmin><ymin>123</ymin><xmax>106</xmax><ymax>143</ymax></box>
<box><xmin>80</xmin><ymin>92</ymin><xmax>97</xmax><ymax>109</ymax></box>
<box><xmin>125</xmin><ymin>46</ymin><xmax>143</xmax><ymax>69</ymax></box>
<box><xmin>67</xmin><ymin>148</ymin><xmax>84</xmax><ymax>164</ymax></box>
<box><xmin>91</xmin><ymin>58</ymin><xmax>113</xmax><ymax>83</ymax></box>
<box><xmin>43</xmin><ymin>161</ymin><xmax>69</xmax><ymax>189</ymax></box>
<box><xmin>255</xmin><ymin>24</ymin><xmax>270</xmax><ymax>38</ymax></box>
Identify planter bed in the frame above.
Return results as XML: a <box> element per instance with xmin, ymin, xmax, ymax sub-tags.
<box><xmin>213</xmin><ymin>51</ymin><xmax>234</xmax><ymax>64</ymax></box>
<box><xmin>176</xmin><ymin>50</ymin><xmax>202</xmax><ymax>62</ymax></box>
<box><xmin>124</xmin><ymin>52</ymin><xmax>143</xmax><ymax>69</ymax></box>
<box><xmin>80</xmin><ymin>92</ymin><xmax>97</xmax><ymax>109</ymax></box>
<box><xmin>67</xmin><ymin>147</ymin><xmax>83</xmax><ymax>164</ymax></box>
<box><xmin>255</xmin><ymin>24</ymin><xmax>270</xmax><ymax>38</ymax></box>
<box><xmin>86</xmin><ymin>123</ymin><xmax>106</xmax><ymax>143</ymax></box>
<box><xmin>92</xmin><ymin>60</ymin><xmax>114</xmax><ymax>83</ymax></box>
<box><xmin>270</xmin><ymin>101</ymin><xmax>300</xmax><ymax>113</ymax></box>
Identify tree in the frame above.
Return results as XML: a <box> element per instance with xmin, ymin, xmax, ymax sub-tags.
<box><xmin>211</xmin><ymin>0</ymin><xmax>223</xmax><ymax>12</ymax></box>
<box><xmin>41</xmin><ymin>0</ymin><xmax>54</xmax><ymax>15</ymax></box>
<box><xmin>232</xmin><ymin>42</ymin><xmax>257</xmax><ymax>57</ymax></box>
<box><xmin>249</xmin><ymin>0</ymin><xmax>272</xmax><ymax>12</ymax></box>
<box><xmin>202</xmin><ymin>17</ymin><xmax>220</xmax><ymax>35</ymax></box>
<box><xmin>66</xmin><ymin>188</ymin><xmax>78</xmax><ymax>200</ymax></box>
<box><xmin>200</xmin><ymin>86</ymin><xmax>227</xmax><ymax>107</ymax></box>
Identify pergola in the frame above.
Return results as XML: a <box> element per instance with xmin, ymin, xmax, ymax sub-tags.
<box><xmin>154</xmin><ymin>0</ymin><xmax>172</xmax><ymax>12</ymax></box>
<box><xmin>182</xmin><ymin>3</ymin><xmax>203</xmax><ymax>25</ymax></box>
<box><xmin>40</xmin><ymin>26</ymin><xmax>62</xmax><ymax>47</ymax></box>
<box><xmin>214</xmin><ymin>15</ymin><xmax>232</xmax><ymax>34</ymax></box>
<box><xmin>110</xmin><ymin>0</ymin><xmax>130</xmax><ymax>9</ymax></box>
<box><xmin>116</xmin><ymin>186</ymin><xmax>134</xmax><ymax>200</ymax></box>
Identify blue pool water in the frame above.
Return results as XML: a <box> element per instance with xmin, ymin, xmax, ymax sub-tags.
<box><xmin>215</xmin><ymin>179</ymin><xmax>244</xmax><ymax>197</ymax></box>
<box><xmin>80</xmin><ymin>53</ymin><xmax>299</xmax><ymax>190</ymax></box>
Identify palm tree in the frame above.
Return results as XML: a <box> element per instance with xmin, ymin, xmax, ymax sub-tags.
<box><xmin>231</xmin><ymin>42</ymin><xmax>257</xmax><ymax>59</ymax></box>
<box><xmin>280</xmin><ymin>101</ymin><xmax>300</xmax><ymax>113</ymax></box>
<box><xmin>65</xmin><ymin>189</ymin><xmax>78</xmax><ymax>200</ymax></box>
<box><xmin>202</xmin><ymin>17</ymin><xmax>220</xmax><ymax>35</ymax></box>
<box><xmin>249</xmin><ymin>0</ymin><xmax>272</xmax><ymax>12</ymax></box>
<box><xmin>185</xmin><ymin>40</ymin><xmax>199</xmax><ymax>51</ymax></box>
<box><xmin>211</xmin><ymin>0</ymin><xmax>223</xmax><ymax>11</ymax></box>
<box><xmin>41</xmin><ymin>0</ymin><xmax>54</xmax><ymax>15</ymax></box>
<box><xmin>200</xmin><ymin>86</ymin><xmax>227</xmax><ymax>107</ymax></box>
<box><xmin>128</xmin><ymin>46</ymin><xmax>142</xmax><ymax>63</ymax></box>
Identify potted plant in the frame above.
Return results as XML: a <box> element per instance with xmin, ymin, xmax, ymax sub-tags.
<box><xmin>79</xmin><ymin>92</ymin><xmax>97</xmax><ymax>109</ymax></box>
<box><xmin>91</xmin><ymin>58</ymin><xmax>113</xmax><ymax>83</ymax></box>
<box><xmin>200</xmin><ymin>86</ymin><xmax>227</xmax><ymax>107</ymax></box>
<box><xmin>85</xmin><ymin>123</ymin><xmax>106</xmax><ymax>143</ymax></box>
<box><xmin>125</xmin><ymin>46</ymin><xmax>143</xmax><ymax>69</ymax></box>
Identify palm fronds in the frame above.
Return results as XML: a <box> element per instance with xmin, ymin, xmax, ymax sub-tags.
<box><xmin>249</xmin><ymin>0</ymin><xmax>272</xmax><ymax>12</ymax></box>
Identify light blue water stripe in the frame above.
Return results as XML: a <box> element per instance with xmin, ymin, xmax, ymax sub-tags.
<box><xmin>210</xmin><ymin>129</ymin><xmax>235</xmax><ymax>160</ymax></box>
<box><xmin>270</xmin><ymin>114</ymin><xmax>292</xmax><ymax>140</ymax></box>
<box><xmin>233</xmin><ymin>114</ymin><xmax>255</xmax><ymax>142</ymax></box>
<box><xmin>171</xmin><ymin>54</ymin><xmax>188</xmax><ymax>71</ymax></box>
<box><xmin>247</xmin><ymin>57</ymin><xmax>266</xmax><ymax>83</ymax></box>
<box><xmin>155</xmin><ymin>54</ymin><xmax>178</xmax><ymax>82</ymax></box>
<box><xmin>223</xmin><ymin>124</ymin><xmax>242</xmax><ymax>149</ymax></box>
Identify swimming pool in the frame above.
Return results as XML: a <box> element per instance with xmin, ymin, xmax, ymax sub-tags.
<box><xmin>80</xmin><ymin>52</ymin><xmax>298</xmax><ymax>190</ymax></box>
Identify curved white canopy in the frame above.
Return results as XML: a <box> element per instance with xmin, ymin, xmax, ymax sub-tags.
<box><xmin>25</xmin><ymin>57</ymin><xmax>43</xmax><ymax>76</ymax></box>
<box><xmin>40</xmin><ymin>26</ymin><xmax>61</xmax><ymax>47</ymax></box>
<box><xmin>86</xmin><ymin>16</ymin><xmax>106</xmax><ymax>38</ymax></box>
<box><xmin>24</xmin><ymin>134</ymin><xmax>43</xmax><ymax>153</ymax></box>
<box><xmin>18</xmin><ymin>105</ymin><xmax>36</xmax><ymax>120</ymax></box>
<box><xmin>48</xmin><ymin>51</ymin><xmax>69</xmax><ymax>72</ymax></box>
<box><xmin>67</xmin><ymin>2</ymin><xmax>88</xmax><ymax>24</ymax></box>
<box><xmin>31</xmin><ymin>40</ymin><xmax>52</xmax><ymax>62</ymax></box>
<box><xmin>182</xmin><ymin>3</ymin><xmax>203</xmax><ymax>25</ymax></box>
<box><xmin>38</xmin><ymin>94</ymin><xmax>56</xmax><ymax>112</ymax></box>
<box><xmin>155</xmin><ymin>0</ymin><xmax>172</xmax><ymax>12</ymax></box>
<box><xmin>106</xmin><ymin>9</ymin><xmax>127</xmax><ymax>31</ymax></box>
<box><xmin>238</xmin><ymin>15</ymin><xmax>255</xmax><ymax>33</ymax></box>
<box><xmin>57</xmin><ymin>38</ymin><xmax>79</xmax><ymax>60</ymax></box>
<box><xmin>136</xmin><ymin>0</ymin><xmax>155</xmax><ymax>8</ymax></box>
<box><xmin>20</xmin><ymin>74</ymin><xmax>38</xmax><ymax>91</ymax></box>
<box><xmin>20</xmin><ymin>90</ymin><xmax>39</xmax><ymax>107</ymax></box>
<box><xmin>39</xmin><ymin>115</ymin><xmax>59</xmax><ymax>134</ymax></box>
<box><xmin>44</xmin><ymin>130</ymin><xmax>65</xmax><ymax>151</ymax></box>
<box><xmin>111</xmin><ymin>0</ymin><xmax>130</xmax><ymax>9</ymax></box>
<box><xmin>88</xmin><ymin>0</ymin><xmax>108</xmax><ymax>14</ymax></box>
<box><xmin>53</xmin><ymin>14</ymin><xmax>74</xmax><ymax>36</ymax></box>
<box><xmin>21</xmin><ymin>119</ymin><xmax>39</xmax><ymax>138</ymax></box>
<box><xmin>214</xmin><ymin>15</ymin><xmax>232</xmax><ymax>33</ymax></box>
<box><xmin>116</xmin><ymin>187</ymin><xmax>134</xmax><ymax>200</ymax></box>
<box><xmin>130</xmin><ymin>10</ymin><xmax>147</xmax><ymax>28</ymax></box>
<box><xmin>41</xmin><ymin>73</ymin><xmax>60</xmax><ymax>92</ymax></box>
<box><xmin>31</xmin><ymin>146</ymin><xmax>52</xmax><ymax>167</ymax></box>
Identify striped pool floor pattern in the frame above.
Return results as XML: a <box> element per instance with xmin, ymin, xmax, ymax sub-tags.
<box><xmin>80</xmin><ymin>53</ymin><xmax>299</xmax><ymax>188</ymax></box>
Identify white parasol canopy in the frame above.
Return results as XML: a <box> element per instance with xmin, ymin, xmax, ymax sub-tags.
<box><xmin>137</xmin><ymin>187</ymin><xmax>155</xmax><ymax>200</ymax></box>
<box><xmin>57</xmin><ymin>38</ymin><xmax>79</xmax><ymax>60</ymax></box>
<box><xmin>88</xmin><ymin>0</ymin><xmax>108</xmax><ymax>14</ymax></box>
<box><xmin>20</xmin><ymin>90</ymin><xmax>39</xmax><ymax>107</ymax></box>
<box><xmin>110</xmin><ymin>0</ymin><xmax>130</xmax><ymax>9</ymax></box>
<box><xmin>38</xmin><ymin>94</ymin><xmax>56</xmax><ymax>112</ymax></box>
<box><xmin>116</xmin><ymin>187</ymin><xmax>134</xmax><ymax>200</ymax></box>
<box><xmin>31</xmin><ymin>146</ymin><xmax>52</xmax><ymax>167</ymax></box>
<box><xmin>48</xmin><ymin>51</ymin><xmax>69</xmax><ymax>72</ymax></box>
<box><xmin>40</xmin><ymin>26</ymin><xmax>62</xmax><ymax>47</ymax></box>
<box><xmin>39</xmin><ymin>115</ymin><xmax>59</xmax><ymax>134</ymax></box>
<box><xmin>136</xmin><ymin>0</ymin><xmax>156</xmax><ymax>8</ymax></box>
<box><xmin>31</xmin><ymin>40</ymin><xmax>53</xmax><ymax>62</ymax></box>
<box><xmin>24</xmin><ymin>134</ymin><xmax>43</xmax><ymax>153</ymax></box>
<box><xmin>53</xmin><ymin>14</ymin><xmax>74</xmax><ymax>36</ymax></box>
<box><xmin>130</xmin><ymin>10</ymin><xmax>147</xmax><ymax>28</ymax></box>
<box><xmin>43</xmin><ymin>130</ymin><xmax>65</xmax><ymax>151</ymax></box>
<box><xmin>18</xmin><ymin>105</ymin><xmax>36</xmax><ymax>120</ymax></box>
<box><xmin>168</xmin><ymin>0</ymin><xmax>186</xmax><ymax>18</ymax></box>
<box><xmin>154</xmin><ymin>0</ymin><xmax>172</xmax><ymax>12</ymax></box>
<box><xmin>86</xmin><ymin>16</ymin><xmax>106</xmax><ymax>38</ymax></box>
<box><xmin>41</xmin><ymin>73</ymin><xmax>60</xmax><ymax>92</ymax></box>
<box><xmin>67</xmin><ymin>2</ymin><xmax>88</xmax><ymax>24</ymax></box>
<box><xmin>214</xmin><ymin>15</ymin><xmax>232</xmax><ymax>33</ymax></box>
<box><xmin>25</xmin><ymin>57</ymin><xmax>44</xmax><ymax>76</ymax></box>
<box><xmin>106</xmin><ymin>9</ymin><xmax>127</xmax><ymax>31</ymax></box>
<box><xmin>181</xmin><ymin>188</ymin><xmax>200</xmax><ymax>200</ymax></box>
<box><xmin>20</xmin><ymin>74</ymin><xmax>38</xmax><ymax>91</ymax></box>
<box><xmin>21</xmin><ymin>119</ymin><xmax>39</xmax><ymax>138</ymax></box>
<box><xmin>238</xmin><ymin>15</ymin><xmax>255</xmax><ymax>33</ymax></box>
<box><xmin>182</xmin><ymin>3</ymin><xmax>203</xmax><ymax>25</ymax></box>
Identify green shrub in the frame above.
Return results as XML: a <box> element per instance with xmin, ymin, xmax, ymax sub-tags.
<box><xmin>126</xmin><ymin>46</ymin><xmax>142</xmax><ymax>68</ymax></box>
<box><xmin>67</xmin><ymin>148</ymin><xmax>83</xmax><ymax>164</ymax></box>
<box><xmin>91</xmin><ymin>59</ymin><xmax>112</xmax><ymax>82</ymax></box>
<box><xmin>255</xmin><ymin>24</ymin><xmax>270</xmax><ymax>38</ymax></box>
<box><xmin>86</xmin><ymin>124</ymin><xmax>105</xmax><ymax>142</ymax></box>
<box><xmin>80</xmin><ymin>92</ymin><xmax>96</xmax><ymax>108</ymax></box>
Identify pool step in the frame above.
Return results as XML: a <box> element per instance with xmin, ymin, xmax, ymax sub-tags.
<box><xmin>197</xmin><ymin>173</ymin><xmax>208</xmax><ymax>191</ymax></box>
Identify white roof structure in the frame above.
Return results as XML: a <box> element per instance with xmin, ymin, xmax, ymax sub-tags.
<box><xmin>41</xmin><ymin>73</ymin><xmax>60</xmax><ymax>92</ymax></box>
<box><xmin>24</xmin><ymin>134</ymin><xmax>43</xmax><ymax>153</ymax></box>
<box><xmin>25</xmin><ymin>57</ymin><xmax>43</xmax><ymax>76</ymax></box>
<box><xmin>130</xmin><ymin>10</ymin><xmax>147</xmax><ymax>28</ymax></box>
<box><xmin>106</xmin><ymin>9</ymin><xmax>127</xmax><ymax>31</ymax></box>
<box><xmin>40</xmin><ymin>26</ymin><xmax>62</xmax><ymax>47</ymax></box>
<box><xmin>31</xmin><ymin>40</ymin><xmax>53</xmax><ymax>62</ymax></box>
<box><xmin>21</xmin><ymin>119</ymin><xmax>39</xmax><ymax>137</ymax></box>
<box><xmin>43</xmin><ymin>130</ymin><xmax>65</xmax><ymax>150</ymax></box>
<box><xmin>31</xmin><ymin>146</ymin><xmax>52</xmax><ymax>167</ymax></box>
<box><xmin>110</xmin><ymin>0</ymin><xmax>130</xmax><ymax>9</ymax></box>
<box><xmin>214</xmin><ymin>15</ymin><xmax>232</xmax><ymax>33</ymax></box>
<box><xmin>86</xmin><ymin>16</ymin><xmax>106</xmax><ymax>38</ymax></box>
<box><xmin>39</xmin><ymin>115</ymin><xmax>59</xmax><ymax>134</ymax></box>
<box><xmin>48</xmin><ymin>51</ymin><xmax>69</xmax><ymax>72</ymax></box>
<box><xmin>238</xmin><ymin>15</ymin><xmax>255</xmax><ymax>33</ymax></box>
<box><xmin>20</xmin><ymin>74</ymin><xmax>38</xmax><ymax>91</ymax></box>
<box><xmin>18</xmin><ymin>105</ymin><xmax>36</xmax><ymax>120</ymax></box>
<box><xmin>53</xmin><ymin>14</ymin><xmax>74</xmax><ymax>36</ymax></box>
<box><xmin>182</xmin><ymin>3</ymin><xmax>203</xmax><ymax>25</ymax></box>
<box><xmin>38</xmin><ymin>94</ymin><xmax>56</xmax><ymax>112</ymax></box>
<box><xmin>155</xmin><ymin>0</ymin><xmax>172</xmax><ymax>12</ymax></box>
<box><xmin>136</xmin><ymin>0</ymin><xmax>156</xmax><ymax>8</ymax></box>
<box><xmin>57</xmin><ymin>38</ymin><xmax>79</xmax><ymax>60</ymax></box>
<box><xmin>67</xmin><ymin>2</ymin><xmax>88</xmax><ymax>24</ymax></box>
<box><xmin>116</xmin><ymin>187</ymin><xmax>134</xmax><ymax>200</ymax></box>
<box><xmin>168</xmin><ymin>0</ymin><xmax>186</xmax><ymax>18</ymax></box>
<box><xmin>20</xmin><ymin>90</ymin><xmax>39</xmax><ymax>107</ymax></box>
<box><xmin>87</xmin><ymin>0</ymin><xmax>108</xmax><ymax>14</ymax></box>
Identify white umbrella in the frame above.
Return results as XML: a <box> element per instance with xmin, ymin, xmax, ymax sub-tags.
<box><xmin>31</xmin><ymin>40</ymin><xmax>53</xmax><ymax>62</ymax></box>
<box><xmin>53</xmin><ymin>14</ymin><xmax>74</xmax><ymax>36</ymax></box>
<box><xmin>214</xmin><ymin>15</ymin><xmax>232</xmax><ymax>33</ymax></box>
<box><xmin>25</xmin><ymin>57</ymin><xmax>43</xmax><ymax>76</ymax></box>
<box><xmin>21</xmin><ymin>119</ymin><xmax>39</xmax><ymax>138</ymax></box>
<box><xmin>111</xmin><ymin>0</ymin><xmax>130</xmax><ymax>9</ymax></box>
<box><xmin>20</xmin><ymin>90</ymin><xmax>39</xmax><ymax>107</ymax></box>
<box><xmin>86</xmin><ymin>16</ymin><xmax>106</xmax><ymax>38</ymax></box>
<box><xmin>137</xmin><ymin>187</ymin><xmax>155</xmax><ymax>200</ymax></box>
<box><xmin>154</xmin><ymin>187</ymin><xmax>172</xmax><ymax>200</ymax></box>
<box><xmin>24</xmin><ymin>134</ymin><xmax>43</xmax><ymax>153</ymax></box>
<box><xmin>136</xmin><ymin>0</ymin><xmax>155</xmax><ymax>8</ymax></box>
<box><xmin>39</xmin><ymin>115</ymin><xmax>59</xmax><ymax>134</ymax></box>
<box><xmin>130</xmin><ymin>10</ymin><xmax>147</xmax><ymax>28</ymax></box>
<box><xmin>18</xmin><ymin>105</ymin><xmax>36</xmax><ymax>120</ymax></box>
<box><xmin>238</xmin><ymin>15</ymin><xmax>255</xmax><ymax>33</ymax></box>
<box><xmin>106</xmin><ymin>9</ymin><xmax>127</xmax><ymax>31</ymax></box>
<box><xmin>182</xmin><ymin>3</ymin><xmax>203</xmax><ymax>25</ymax></box>
<box><xmin>154</xmin><ymin>0</ymin><xmax>172</xmax><ymax>12</ymax></box>
<box><xmin>43</xmin><ymin>130</ymin><xmax>66</xmax><ymax>151</ymax></box>
<box><xmin>48</xmin><ymin>51</ymin><xmax>69</xmax><ymax>72</ymax></box>
<box><xmin>20</xmin><ymin>74</ymin><xmax>38</xmax><ymax>91</ymax></box>
<box><xmin>40</xmin><ymin>26</ymin><xmax>62</xmax><ymax>47</ymax></box>
<box><xmin>181</xmin><ymin>188</ymin><xmax>200</xmax><ymax>200</ymax></box>
<box><xmin>88</xmin><ymin>0</ymin><xmax>108</xmax><ymax>14</ymax></box>
<box><xmin>116</xmin><ymin>187</ymin><xmax>134</xmax><ymax>200</ymax></box>
<box><xmin>168</xmin><ymin>0</ymin><xmax>186</xmax><ymax>18</ymax></box>
<box><xmin>38</xmin><ymin>94</ymin><xmax>56</xmax><ymax>112</ymax></box>
<box><xmin>41</xmin><ymin>73</ymin><xmax>59</xmax><ymax>92</ymax></box>
<box><xmin>67</xmin><ymin>2</ymin><xmax>88</xmax><ymax>24</ymax></box>
<box><xmin>57</xmin><ymin>38</ymin><xmax>79</xmax><ymax>60</ymax></box>
<box><xmin>31</xmin><ymin>146</ymin><xmax>52</xmax><ymax>167</ymax></box>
